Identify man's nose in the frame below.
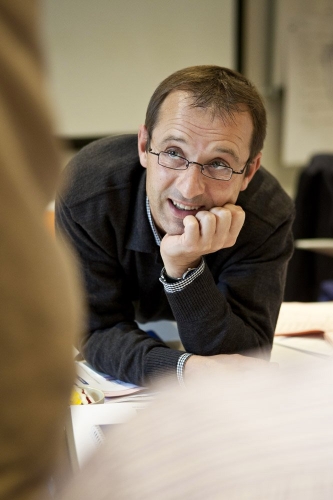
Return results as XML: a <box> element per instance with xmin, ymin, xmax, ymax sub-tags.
<box><xmin>176</xmin><ymin>163</ymin><xmax>205</xmax><ymax>199</ymax></box>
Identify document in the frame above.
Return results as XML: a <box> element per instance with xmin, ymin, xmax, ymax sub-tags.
<box><xmin>274</xmin><ymin>302</ymin><xmax>333</xmax><ymax>357</ymax></box>
<box><xmin>75</xmin><ymin>359</ymin><xmax>144</xmax><ymax>397</ymax></box>
<box><xmin>275</xmin><ymin>301</ymin><xmax>333</xmax><ymax>336</ymax></box>
<box><xmin>66</xmin><ymin>403</ymin><xmax>137</xmax><ymax>470</ymax></box>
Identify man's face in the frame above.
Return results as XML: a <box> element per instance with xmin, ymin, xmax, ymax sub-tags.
<box><xmin>138</xmin><ymin>91</ymin><xmax>261</xmax><ymax>236</ymax></box>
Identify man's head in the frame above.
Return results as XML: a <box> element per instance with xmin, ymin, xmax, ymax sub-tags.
<box><xmin>144</xmin><ymin>65</ymin><xmax>267</xmax><ymax>162</ymax></box>
<box><xmin>138</xmin><ymin>66</ymin><xmax>266</xmax><ymax>236</ymax></box>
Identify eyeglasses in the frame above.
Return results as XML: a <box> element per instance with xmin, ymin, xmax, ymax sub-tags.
<box><xmin>149</xmin><ymin>149</ymin><xmax>250</xmax><ymax>181</ymax></box>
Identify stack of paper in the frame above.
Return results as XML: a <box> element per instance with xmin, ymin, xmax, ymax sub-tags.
<box><xmin>75</xmin><ymin>359</ymin><xmax>144</xmax><ymax>398</ymax></box>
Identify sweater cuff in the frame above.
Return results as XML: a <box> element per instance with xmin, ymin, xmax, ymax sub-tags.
<box><xmin>145</xmin><ymin>346</ymin><xmax>186</xmax><ymax>383</ymax></box>
<box><xmin>159</xmin><ymin>259</ymin><xmax>205</xmax><ymax>293</ymax></box>
<box><xmin>176</xmin><ymin>352</ymin><xmax>193</xmax><ymax>388</ymax></box>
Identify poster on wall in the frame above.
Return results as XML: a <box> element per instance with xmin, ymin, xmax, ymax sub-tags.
<box><xmin>275</xmin><ymin>0</ymin><xmax>333</xmax><ymax>166</ymax></box>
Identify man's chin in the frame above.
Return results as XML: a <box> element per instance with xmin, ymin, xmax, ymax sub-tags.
<box><xmin>162</xmin><ymin>221</ymin><xmax>185</xmax><ymax>237</ymax></box>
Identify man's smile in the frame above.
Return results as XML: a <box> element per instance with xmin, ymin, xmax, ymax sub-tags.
<box><xmin>168</xmin><ymin>198</ymin><xmax>203</xmax><ymax>218</ymax></box>
<box><xmin>171</xmin><ymin>199</ymin><xmax>201</xmax><ymax>211</ymax></box>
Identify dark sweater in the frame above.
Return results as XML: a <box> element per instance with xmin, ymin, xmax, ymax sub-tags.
<box><xmin>56</xmin><ymin>134</ymin><xmax>295</xmax><ymax>385</ymax></box>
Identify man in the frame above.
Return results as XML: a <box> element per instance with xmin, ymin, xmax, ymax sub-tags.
<box><xmin>56</xmin><ymin>66</ymin><xmax>294</xmax><ymax>387</ymax></box>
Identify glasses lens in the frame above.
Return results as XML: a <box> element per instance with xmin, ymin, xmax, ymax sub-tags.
<box><xmin>204</xmin><ymin>165</ymin><xmax>233</xmax><ymax>180</ymax></box>
<box><xmin>159</xmin><ymin>151</ymin><xmax>187</xmax><ymax>170</ymax></box>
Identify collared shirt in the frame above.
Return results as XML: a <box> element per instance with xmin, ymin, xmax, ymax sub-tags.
<box><xmin>146</xmin><ymin>196</ymin><xmax>161</xmax><ymax>246</ymax></box>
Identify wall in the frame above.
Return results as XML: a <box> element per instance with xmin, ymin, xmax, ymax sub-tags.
<box><xmin>41</xmin><ymin>0</ymin><xmax>304</xmax><ymax>198</ymax></box>
<box><xmin>41</xmin><ymin>0</ymin><xmax>236</xmax><ymax>138</ymax></box>
<box><xmin>242</xmin><ymin>0</ymin><xmax>300</xmax><ymax>198</ymax></box>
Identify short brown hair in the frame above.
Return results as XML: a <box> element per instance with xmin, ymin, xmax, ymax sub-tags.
<box><xmin>145</xmin><ymin>65</ymin><xmax>267</xmax><ymax>161</ymax></box>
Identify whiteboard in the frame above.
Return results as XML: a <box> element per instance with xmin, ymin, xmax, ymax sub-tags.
<box><xmin>41</xmin><ymin>0</ymin><xmax>236</xmax><ymax>138</ymax></box>
<box><xmin>274</xmin><ymin>0</ymin><xmax>333</xmax><ymax>166</ymax></box>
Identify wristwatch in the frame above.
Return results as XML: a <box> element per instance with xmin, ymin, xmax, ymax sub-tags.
<box><xmin>160</xmin><ymin>267</ymin><xmax>197</xmax><ymax>284</ymax></box>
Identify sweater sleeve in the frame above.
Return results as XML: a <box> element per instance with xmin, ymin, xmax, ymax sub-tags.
<box><xmin>163</xmin><ymin>213</ymin><xmax>294</xmax><ymax>359</ymax></box>
<box><xmin>55</xmin><ymin>195</ymin><xmax>185</xmax><ymax>386</ymax></box>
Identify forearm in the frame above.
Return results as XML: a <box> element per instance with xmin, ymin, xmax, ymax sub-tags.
<box><xmin>55</xmin><ymin>198</ymin><xmax>186</xmax><ymax>386</ymax></box>
<box><xmin>82</xmin><ymin>323</ymin><xmax>184</xmax><ymax>386</ymax></box>
<box><xmin>164</xmin><ymin>236</ymin><xmax>295</xmax><ymax>360</ymax></box>
<box><xmin>164</xmin><ymin>264</ymin><xmax>273</xmax><ymax>358</ymax></box>
<box><xmin>162</xmin><ymin>211</ymin><xmax>294</xmax><ymax>359</ymax></box>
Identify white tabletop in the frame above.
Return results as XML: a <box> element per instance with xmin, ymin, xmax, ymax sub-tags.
<box><xmin>271</xmin><ymin>335</ymin><xmax>333</xmax><ymax>367</ymax></box>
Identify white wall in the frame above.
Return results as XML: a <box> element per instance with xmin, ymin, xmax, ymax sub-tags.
<box><xmin>41</xmin><ymin>0</ymin><xmax>305</xmax><ymax>197</ymax></box>
<box><xmin>41</xmin><ymin>0</ymin><xmax>236</xmax><ymax>137</ymax></box>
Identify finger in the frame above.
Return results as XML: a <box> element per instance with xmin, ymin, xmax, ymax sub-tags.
<box><xmin>208</xmin><ymin>206</ymin><xmax>232</xmax><ymax>247</ymax></box>
<box><xmin>209</xmin><ymin>206</ymin><xmax>232</xmax><ymax>232</ymax></box>
<box><xmin>182</xmin><ymin>214</ymin><xmax>200</xmax><ymax>243</ymax></box>
<box><xmin>194</xmin><ymin>210</ymin><xmax>217</xmax><ymax>240</ymax></box>
<box><xmin>211</xmin><ymin>204</ymin><xmax>245</xmax><ymax>248</ymax></box>
<box><xmin>223</xmin><ymin>204</ymin><xmax>245</xmax><ymax>222</ymax></box>
<box><xmin>225</xmin><ymin>204</ymin><xmax>245</xmax><ymax>247</ymax></box>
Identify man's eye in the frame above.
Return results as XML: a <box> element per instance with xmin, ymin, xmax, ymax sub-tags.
<box><xmin>166</xmin><ymin>150</ymin><xmax>180</xmax><ymax>158</ymax></box>
<box><xmin>209</xmin><ymin>161</ymin><xmax>230</xmax><ymax>170</ymax></box>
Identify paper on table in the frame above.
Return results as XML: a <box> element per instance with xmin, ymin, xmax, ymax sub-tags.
<box><xmin>66</xmin><ymin>403</ymin><xmax>137</xmax><ymax>470</ymax></box>
<box><xmin>76</xmin><ymin>359</ymin><xmax>143</xmax><ymax>397</ymax></box>
<box><xmin>324</xmin><ymin>332</ymin><xmax>333</xmax><ymax>347</ymax></box>
<box><xmin>274</xmin><ymin>335</ymin><xmax>333</xmax><ymax>357</ymax></box>
<box><xmin>274</xmin><ymin>302</ymin><xmax>333</xmax><ymax>357</ymax></box>
<box><xmin>275</xmin><ymin>301</ymin><xmax>333</xmax><ymax>336</ymax></box>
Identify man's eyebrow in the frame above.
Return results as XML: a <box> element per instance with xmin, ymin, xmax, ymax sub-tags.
<box><xmin>215</xmin><ymin>148</ymin><xmax>240</xmax><ymax>163</ymax></box>
<box><xmin>159</xmin><ymin>138</ymin><xmax>241</xmax><ymax>163</ymax></box>
<box><xmin>160</xmin><ymin>136</ymin><xmax>187</xmax><ymax>147</ymax></box>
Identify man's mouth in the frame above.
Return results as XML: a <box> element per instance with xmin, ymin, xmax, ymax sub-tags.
<box><xmin>171</xmin><ymin>200</ymin><xmax>201</xmax><ymax>211</ymax></box>
<box><xmin>168</xmin><ymin>199</ymin><xmax>203</xmax><ymax>218</ymax></box>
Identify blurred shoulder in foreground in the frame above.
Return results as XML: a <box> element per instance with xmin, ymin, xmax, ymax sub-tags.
<box><xmin>0</xmin><ymin>2</ymin><xmax>84</xmax><ymax>499</ymax></box>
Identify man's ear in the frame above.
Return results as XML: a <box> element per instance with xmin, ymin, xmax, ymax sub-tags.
<box><xmin>138</xmin><ymin>125</ymin><xmax>149</xmax><ymax>168</ymax></box>
<box><xmin>240</xmin><ymin>153</ymin><xmax>262</xmax><ymax>191</ymax></box>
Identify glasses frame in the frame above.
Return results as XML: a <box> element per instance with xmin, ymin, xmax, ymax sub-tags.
<box><xmin>148</xmin><ymin>149</ymin><xmax>250</xmax><ymax>181</ymax></box>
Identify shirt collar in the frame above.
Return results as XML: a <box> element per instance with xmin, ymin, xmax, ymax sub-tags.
<box><xmin>146</xmin><ymin>196</ymin><xmax>161</xmax><ymax>246</ymax></box>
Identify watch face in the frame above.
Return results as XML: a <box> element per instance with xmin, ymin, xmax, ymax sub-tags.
<box><xmin>161</xmin><ymin>268</ymin><xmax>182</xmax><ymax>284</ymax></box>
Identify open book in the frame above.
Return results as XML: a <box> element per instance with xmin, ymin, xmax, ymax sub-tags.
<box><xmin>75</xmin><ymin>359</ymin><xmax>144</xmax><ymax>398</ymax></box>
